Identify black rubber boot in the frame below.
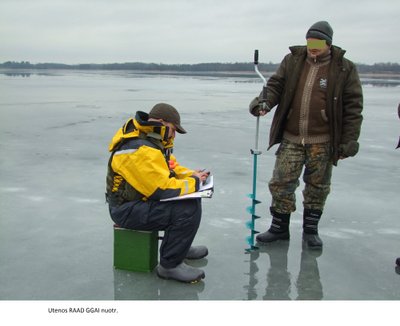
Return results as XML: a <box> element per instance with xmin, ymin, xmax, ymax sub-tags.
<box><xmin>156</xmin><ymin>262</ymin><xmax>205</xmax><ymax>283</ymax></box>
<box><xmin>302</xmin><ymin>233</ymin><xmax>323</xmax><ymax>249</ymax></box>
<box><xmin>185</xmin><ymin>245</ymin><xmax>208</xmax><ymax>260</ymax></box>
<box><xmin>256</xmin><ymin>208</ymin><xmax>290</xmax><ymax>244</ymax></box>
<box><xmin>303</xmin><ymin>209</ymin><xmax>323</xmax><ymax>249</ymax></box>
<box><xmin>396</xmin><ymin>258</ymin><xmax>400</xmax><ymax>275</ymax></box>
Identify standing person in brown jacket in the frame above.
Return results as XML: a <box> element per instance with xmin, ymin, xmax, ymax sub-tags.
<box><xmin>249</xmin><ymin>21</ymin><xmax>363</xmax><ymax>249</ymax></box>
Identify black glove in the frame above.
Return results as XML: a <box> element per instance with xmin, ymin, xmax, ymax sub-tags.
<box><xmin>339</xmin><ymin>141</ymin><xmax>359</xmax><ymax>158</ymax></box>
<box><xmin>249</xmin><ymin>97</ymin><xmax>271</xmax><ymax>116</ymax></box>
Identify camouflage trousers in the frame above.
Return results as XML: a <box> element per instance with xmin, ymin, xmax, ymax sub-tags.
<box><xmin>269</xmin><ymin>139</ymin><xmax>333</xmax><ymax>214</ymax></box>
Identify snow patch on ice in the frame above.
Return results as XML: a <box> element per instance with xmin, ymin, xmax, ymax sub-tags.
<box><xmin>376</xmin><ymin>228</ymin><xmax>400</xmax><ymax>235</ymax></box>
<box><xmin>222</xmin><ymin>218</ymin><xmax>241</xmax><ymax>224</ymax></box>
<box><xmin>0</xmin><ymin>187</ymin><xmax>27</xmax><ymax>193</ymax></box>
<box><xmin>68</xmin><ymin>197</ymin><xmax>102</xmax><ymax>204</ymax></box>
<box><xmin>321</xmin><ymin>230</ymin><xmax>352</xmax><ymax>239</ymax></box>
<box><xmin>339</xmin><ymin>228</ymin><xmax>366</xmax><ymax>235</ymax></box>
<box><xmin>26</xmin><ymin>195</ymin><xmax>47</xmax><ymax>202</ymax></box>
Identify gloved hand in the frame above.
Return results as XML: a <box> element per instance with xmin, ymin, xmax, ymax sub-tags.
<box><xmin>249</xmin><ymin>97</ymin><xmax>271</xmax><ymax>116</ymax></box>
<box><xmin>339</xmin><ymin>141</ymin><xmax>359</xmax><ymax>159</ymax></box>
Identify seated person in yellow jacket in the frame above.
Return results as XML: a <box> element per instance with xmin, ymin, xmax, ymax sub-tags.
<box><xmin>106</xmin><ymin>103</ymin><xmax>209</xmax><ymax>283</ymax></box>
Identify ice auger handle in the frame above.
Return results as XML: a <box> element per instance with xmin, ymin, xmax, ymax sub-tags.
<box><xmin>254</xmin><ymin>50</ymin><xmax>259</xmax><ymax>65</ymax></box>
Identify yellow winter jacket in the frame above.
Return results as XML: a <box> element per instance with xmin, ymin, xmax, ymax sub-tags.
<box><xmin>106</xmin><ymin>111</ymin><xmax>200</xmax><ymax>203</ymax></box>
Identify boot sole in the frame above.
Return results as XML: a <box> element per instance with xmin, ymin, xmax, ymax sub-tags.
<box><xmin>256</xmin><ymin>233</ymin><xmax>290</xmax><ymax>244</ymax></box>
<box><xmin>156</xmin><ymin>271</ymin><xmax>205</xmax><ymax>284</ymax></box>
<box><xmin>256</xmin><ymin>238</ymin><xmax>290</xmax><ymax>245</ymax></box>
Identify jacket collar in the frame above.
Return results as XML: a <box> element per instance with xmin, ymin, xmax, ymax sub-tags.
<box><xmin>108</xmin><ymin>111</ymin><xmax>174</xmax><ymax>152</ymax></box>
<box><xmin>289</xmin><ymin>45</ymin><xmax>346</xmax><ymax>63</ymax></box>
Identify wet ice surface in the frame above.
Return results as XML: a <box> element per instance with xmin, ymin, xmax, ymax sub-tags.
<box><xmin>0</xmin><ymin>70</ymin><xmax>399</xmax><ymax>300</ymax></box>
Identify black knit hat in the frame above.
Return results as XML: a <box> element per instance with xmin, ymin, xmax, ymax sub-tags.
<box><xmin>306</xmin><ymin>21</ymin><xmax>333</xmax><ymax>45</ymax></box>
<box><xmin>149</xmin><ymin>103</ymin><xmax>187</xmax><ymax>134</ymax></box>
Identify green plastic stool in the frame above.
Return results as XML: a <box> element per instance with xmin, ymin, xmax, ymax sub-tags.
<box><xmin>113</xmin><ymin>226</ymin><xmax>159</xmax><ymax>272</ymax></box>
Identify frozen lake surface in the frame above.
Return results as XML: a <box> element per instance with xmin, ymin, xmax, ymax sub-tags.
<box><xmin>0</xmin><ymin>70</ymin><xmax>399</xmax><ymax>302</ymax></box>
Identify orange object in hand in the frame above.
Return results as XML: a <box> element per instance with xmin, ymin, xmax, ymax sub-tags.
<box><xmin>169</xmin><ymin>160</ymin><xmax>177</xmax><ymax>169</ymax></box>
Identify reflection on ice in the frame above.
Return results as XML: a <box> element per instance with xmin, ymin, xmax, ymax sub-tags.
<box><xmin>244</xmin><ymin>241</ymin><xmax>323</xmax><ymax>300</ymax></box>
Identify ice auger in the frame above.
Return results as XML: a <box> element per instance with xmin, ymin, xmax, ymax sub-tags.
<box><xmin>246</xmin><ymin>50</ymin><xmax>268</xmax><ymax>252</ymax></box>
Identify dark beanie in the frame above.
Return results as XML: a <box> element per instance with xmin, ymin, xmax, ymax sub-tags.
<box><xmin>306</xmin><ymin>21</ymin><xmax>333</xmax><ymax>45</ymax></box>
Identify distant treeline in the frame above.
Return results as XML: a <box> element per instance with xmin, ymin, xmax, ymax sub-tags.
<box><xmin>1</xmin><ymin>61</ymin><xmax>400</xmax><ymax>74</ymax></box>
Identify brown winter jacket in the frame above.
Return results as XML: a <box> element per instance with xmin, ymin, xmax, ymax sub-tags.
<box><xmin>250</xmin><ymin>45</ymin><xmax>363</xmax><ymax>165</ymax></box>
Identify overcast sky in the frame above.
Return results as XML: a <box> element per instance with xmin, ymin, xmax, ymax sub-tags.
<box><xmin>0</xmin><ymin>0</ymin><xmax>399</xmax><ymax>65</ymax></box>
